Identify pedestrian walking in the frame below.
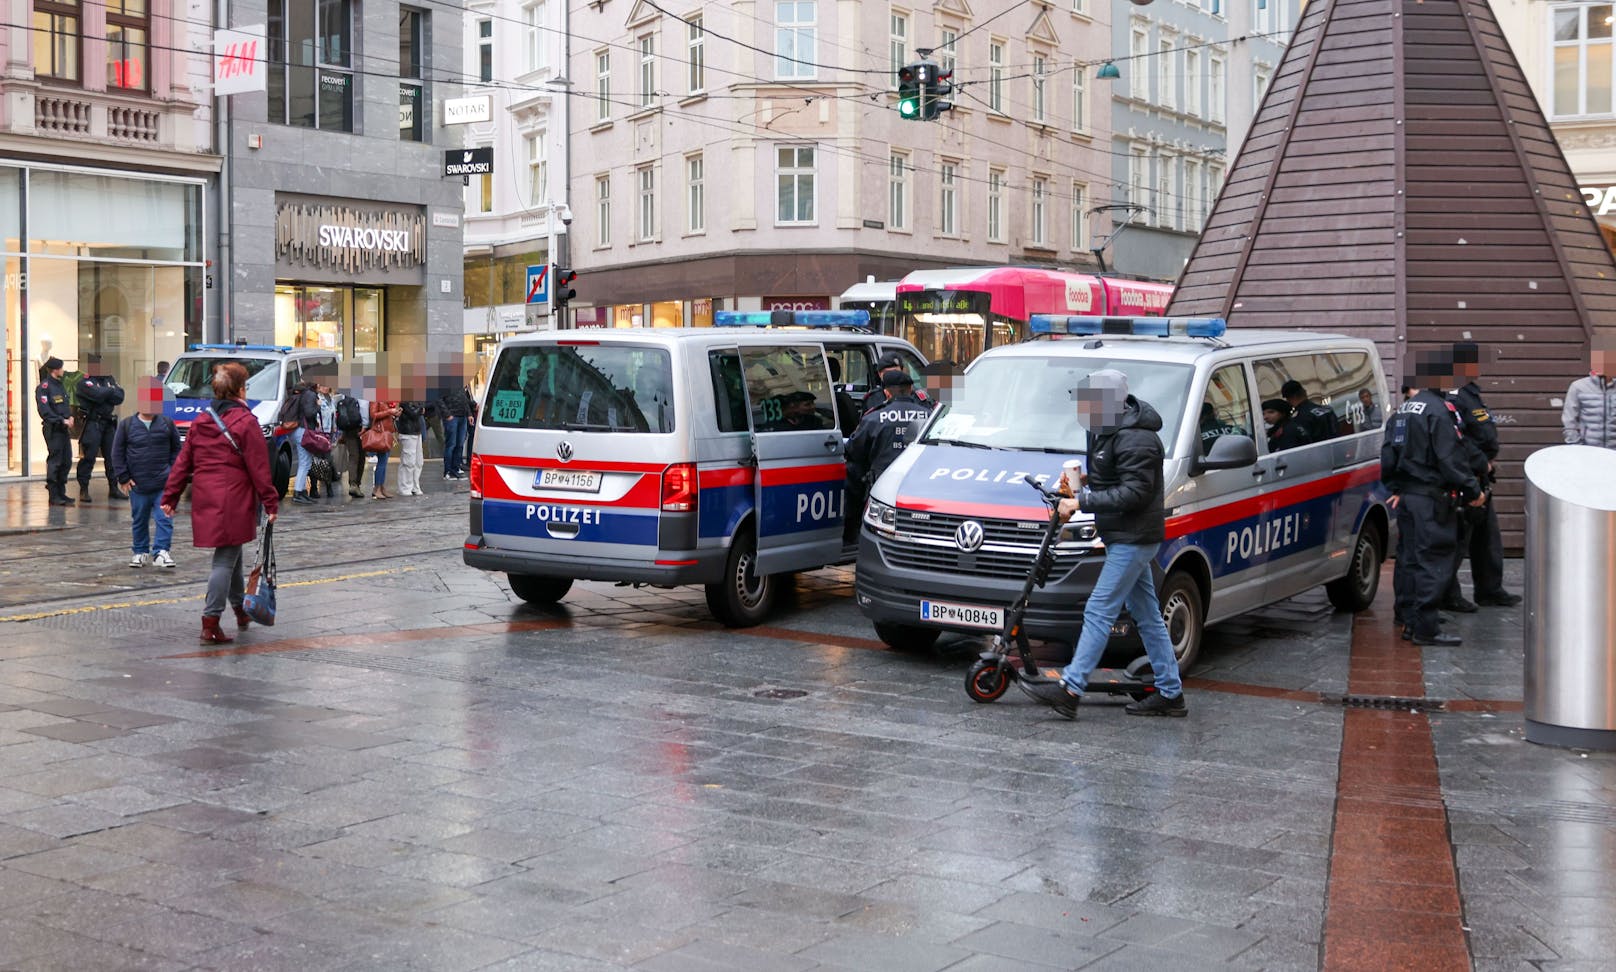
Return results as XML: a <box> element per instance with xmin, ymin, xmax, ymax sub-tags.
<box><xmin>160</xmin><ymin>362</ymin><xmax>279</xmax><ymax>645</ymax></box>
<box><xmin>112</xmin><ymin>377</ymin><xmax>182</xmax><ymax>569</ymax></box>
<box><xmin>1382</xmin><ymin>349</ymin><xmax>1486</xmax><ymax>646</ymax></box>
<box><xmin>76</xmin><ymin>354</ymin><xmax>128</xmax><ymax>503</ymax></box>
<box><xmin>396</xmin><ymin>400</ymin><xmax>426</xmax><ymax>496</ymax></box>
<box><xmin>285</xmin><ymin>375</ymin><xmax>321</xmax><ymax>505</ymax></box>
<box><xmin>1446</xmin><ymin>343</ymin><xmax>1521</xmax><ymax>609</ymax></box>
<box><xmin>35</xmin><ymin>357</ymin><xmax>76</xmax><ymax>506</ymax></box>
<box><xmin>438</xmin><ymin>383</ymin><xmax>472</xmax><ymax>479</ymax></box>
<box><xmin>1561</xmin><ymin>336</ymin><xmax>1616</xmax><ymax>449</ymax></box>
<box><xmin>365</xmin><ymin>398</ymin><xmax>400</xmax><ymax>500</ymax></box>
<box><xmin>1022</xmin><ymin>370</ymin><xmax>1187</xmax><ymax>719</ymax></box>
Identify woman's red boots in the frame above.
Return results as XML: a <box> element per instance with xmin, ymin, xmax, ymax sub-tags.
<box><xmin>200</xmin><ymin>616</ymin><xmax>234</xmax><ymax>645</ymax></box>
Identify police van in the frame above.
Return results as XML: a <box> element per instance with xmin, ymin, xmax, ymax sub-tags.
<box><xmin>163</xmin><ymin>344</ymin><xmax>340</xmax><ymax>496</ymax></box>
<box><xmin>462</xmin><ymin>313</ymin><xmax>926</xmax><ymax>626</ymax></box>
<box><xmin>854</xmin><ymin>316</ymin><xmax>1392</xmax><ymax>667</ymax></box>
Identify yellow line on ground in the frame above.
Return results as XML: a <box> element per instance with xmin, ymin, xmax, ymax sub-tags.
<box><xmin>0</xmin><ymin>567</ymin><xmax>414</xmax><ymax>622</ymax></box>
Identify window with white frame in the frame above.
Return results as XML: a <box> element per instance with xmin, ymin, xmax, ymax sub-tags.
<box><xmin>939</xmin><ymin>161</ymin><xmax>958</xmax><ymax>236</ymax></box>
<box><xmin>988</xmin><ymin>168</ymin><xmax>1005</xmax><ymax>242</ymax></box>
<box><xmin>939</xmin><ymin>29</ymin><xmax>957</xmax><ymax>75</ymax></box>
<box><xmin>777</xmin><ymin>146</ymin><xmax>815</xmax><ymax>223</ymax></box>
<box><xmin>1254</xmin><ymin>0</ymin><xmax>1274</xmax><ymax>33</ymax></box>
<box><xmin>1130</xmin><ymin>29</ymin><xmax>1149</xmax><ymax>100</ymax></box>
<box><xmin>1210</xmin><ymin>55</ymin><xmax>1225</xmax><ymax>123</ymax></box>
<box><xmin>1158</xmin><ymin>38</ymin><xmax>1175</xmax><ymax>109</ymax></box>
<box><xmin>1072</xmin><ymin>0</ymin><xmax>1085</xmax><ymax>13</ymax></box>
<box><xmin>1129</xmin><ymin>146</ymin><xmax>1150</xmax><ymax>214</ymax></box>
<box><xmin>1203</xmin><ymin>0</ymin><xmax>1222</xmax><ymax>15</ymax></box>
<box><xmin>1032</xmin><ymin>55</ymin><xmax>1047</xmax><ymax>121</ymax></box>
<box><xmin>890</xmin><ymin>11</ymin><xmax>907</xmax><ymax>81</ymax></box>
<box><xmin>477</xmin><ymin>19</ymin><xmax>493</xmax><ymax>82</ymax></box>
<box><xmin>776</xmin><ymin>1</ymin><xmax>817</xmax><ymax>80</ymax></box>
<box><xmin>889</xmin><ymin>152</ymin><xmax>909</xmax><ymax>230</ymax></box>
<box><xmin>1030</xmin><ymin>177</ymin><xmax>1048</xmax><ymax>246</ymax></box>
<box><xmin>523</xmin><ymin>1</ymin><xmax>547</xmax><ymax>74</ymax></box>
<box><xmin>688</xmin><ymin>16</ymin><xmax>705</xmax><ymax>93</ymax></box>
<box><xmin>1158</xmin><ymin>153</ymin><xmax>1175</xmax><ymax>229</ymax></box>
<box><xmin>1184</xmin><ymin>158</ymin><xmax>1201</xmax><ymax>230</ymax></box>
<box><xmin>595</xmin><ymin>50</ymin><xmax>611</xmax><ymax>122</ymax></box>
<box><xmin>638</xmin><ymin>34</ymin><xmax>656</xmax><ymax>107</ymax></box>
<box><xmin>687</xmin><ymin>154</ymin><xmax>704</xmax><ymax>233</ymax></box>
<box><xmin>1210</xmin><ymin>162</ymin><xmax>1225</xmax><ymax>200</ymax></box>
<box><xmin>1552</xmin><ymin>4</ymin><xmax>1614</xmax><ymax>117</ymax></box>
<box><xmin>1185</xmin><ymin>48</ymin><xmax>1200</xmax><ymax>117</ymax></box>
<box><xmin>596</xmin><ymin>175</ymin><xmax>611</xmax><ymax>246</ymax></box>
<box><xmin>1073</xmin><ymin>68</ymin><xmax>1087</xmax><ymax>132</ymax></box>
<box><xmin>989</xmin><ymin>41</ymin><xmax>1005</xmax><ymax>112</ymax></box>
<box><xmin>469</xmin><ymin>171</ymin><xmax>493</xmax><ymax>214</ymax></box>
<box><xmin>1254</xmin><ymin>64</ymin><xmax>1270</xmax><ymax>113</ymax></box>
<box><xmin>638</xmin><ymin>166</ymin><xmax>656</xmax><ymax>241</ymax></box>
<box><xmin>1071</xmin><ymin>182</ymin><xmax>1088</xmax><ymax>251</ymax></box>
<box><xmin>527</xmin><ymin>131</ymin><xmax>548</xmax><ymax>205</ymax></box>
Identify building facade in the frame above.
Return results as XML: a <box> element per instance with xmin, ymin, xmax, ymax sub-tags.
<box><xmin>563</xmin><ymin>0</ymin><xmax>1120</xmax><ymax>326</ymax></box>
<box><xmin>221</xmin><ymin>0</ymin><xmax>465</xmax><ymax>375</ymax></box>
<box><xmin>1</xmin><ymin>1</ymin><xmax>214</xmax><ymax>479</ymax></box>
<box><xmin>1107</xmin><ymin>0</ymin><xmax>1299</xmax><ymax>281</ymax></box>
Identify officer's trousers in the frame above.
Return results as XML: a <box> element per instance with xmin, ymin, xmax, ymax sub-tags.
<box><xmin>76</xmin><ymin>419</ymin><xmax>117</xmax><ymax>487</ymax></box>
<box><xmin>43</xmin><ymin>424</ymin><xmax>71</xmax><ymax>498</ymax></box>
<box><xmin>1396</xmin><ymin>493</ymin><xmax>1460</xmax><ymax>639</ymax></box>
<box><xmin>1442</xmin><ymin>494</ymin><xmax>1506</xmax><ymax>602</ymax></box>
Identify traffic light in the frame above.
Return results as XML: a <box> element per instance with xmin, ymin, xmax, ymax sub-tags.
<box><xmin>552</xmin><ymin>264</ymin><xmax>577</xmax><ymax>311</ymax></box>
<box><xmin>896</xmin><ymin>63</ymin><xmax>921</xmax><ymax>120</ymax></box>
<box><xmin>924</xmin><ymin>65</ymin><xmax>954</xmax><ymax>120</ymax></box>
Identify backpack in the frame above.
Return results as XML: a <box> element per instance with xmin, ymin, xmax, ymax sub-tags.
<box><xmin>277</xmin><ymin>390</ymin><xmax>304</xmax><ymax>428</ymax></box>
<box><xmin>335</xmin><ymin>395</ymin><xmax>363</xmax><ymax>432</ymax></box>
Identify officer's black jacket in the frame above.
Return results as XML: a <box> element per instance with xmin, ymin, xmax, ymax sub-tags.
<box><xmin>76</xmin><ymin>375</ymin><xmax>125</xmax><ymax>423</ymax></box>
<box><xmin>1449</xmin><ymin>381</ymin><xmax>1498</xmax><ymax>482</ymax></box>
<box><xmin>846</xmin><ymin>392</ymin><xmax>932</xmax><ymax>486</ymax></box>
<box><xmin>35</xmin><ymin>376</ymin><xmax>72</xmax><ymax>427</ymax></box>
<box><xmin>861</xmin><ymin>385</ymin><xmax>929</xmax><ymax>415</ymax></box>
<box><xmin>1198</xmin><ymin>418</ymin><xmax>1247</xmax><ymax>455</ymax></box>
<box><xmin>1268</xmin><ymin>417</ymin><xmax>1307</xmax><ymax>452</ymax></box>
<box><xmin>1080</xmin><ymin>397</ymin><xmax>1166</xmax><ymax>545</ymax></box>
<box><xmin>1381</xmin><ymin>389</ymin><xmax>1479</xmax><ymax>500</ymax></box>
<box><xmin>1294</xmin><ymin>399</ymin><xmax>1338</xmax><ymax>444</ymax></box>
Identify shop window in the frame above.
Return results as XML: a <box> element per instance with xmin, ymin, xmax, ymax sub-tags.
<box><xmin>33</xmin><ymin>0</ymin><xmax>81</xmax><ymax>83</ymax></box>
<box><xmin>354</xmin><ymin>288</ymin><xmax>383</xmax><ymax>354</ymax></box>
<box><xmin>268</xmin><ymin>0</ymin><xmax>354</xmax><ymax>132</ymax></box>
<box><xmin>398</xmin><ymin>8</ymin><xmax>426</xmax><ymax>142</ymax></box>
<box><xmin>106</xmin><ymin>0</ymin><xmax>148</xmax><ymax>91</ymax></box>
<box><xmin>274</xmin><ymin>284</ymin><xmax>385</xmax><ymax>358</ymax></box>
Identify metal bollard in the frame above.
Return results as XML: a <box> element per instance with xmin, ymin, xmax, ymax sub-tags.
<box><xmin>1523</xmin><ymin>445</ymin><xmax>1616</xmax><ymax>750</ymax></box>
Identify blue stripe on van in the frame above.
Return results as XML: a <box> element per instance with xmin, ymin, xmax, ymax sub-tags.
<box><xmin>481</xmin><ymin>498</ymin><xmax>659</xmax><ymax>547</ymax></box>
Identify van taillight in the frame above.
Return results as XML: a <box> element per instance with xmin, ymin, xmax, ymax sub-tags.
<box><xmin>469</xmin><ymin>454</ymin><xmax>483</xmax><ymax>499</ymax></box>
<box><xmin>661</xmin><ymin>463</ymin><xmax>697</xmax><ymax>512</ymax></box>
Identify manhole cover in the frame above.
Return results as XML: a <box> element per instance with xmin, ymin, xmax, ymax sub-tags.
<box><xmin>753</xmin><ymin>688</ymin><xmax>808</xmax><ymax>700</ymax></box>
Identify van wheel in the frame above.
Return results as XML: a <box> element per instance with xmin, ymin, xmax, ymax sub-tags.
<box><xmin>873</xmin><ymin>622</ymin><xmax>940</xmax><ymax>653</ymax></box>
<box><xmin>1326</xmin><ymin>524</ymin><xmax>1383</xmax><ymax>612</ymax></box>
<box><xmin>1160</xmin><ymin>572</ymin><xmax>1205</xmax><ymax>672</ymax></box>
<box><xmin>272</xmin><ymin>445</ymin><xmax>292</xmax><ymax>498</ymax></box>
<box><xmin>706</xmin><ymin>531</ymin><xmax>776</xmax><ymax>627</ymax></box>
<box><xmin>508</xmin><ymin>574</ymin><xmax>573</xmax><ymax>604</ymax></box>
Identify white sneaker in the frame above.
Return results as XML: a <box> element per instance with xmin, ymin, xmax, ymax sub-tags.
<box><xmin>129</xmin><ymin>553</ymin><xmax>149</xmax><ymax>568</ymax></box>
<box><xmin>153</xmin><ymin>550</ymin><xmax>176</xmax><ymax>569</ymax></box>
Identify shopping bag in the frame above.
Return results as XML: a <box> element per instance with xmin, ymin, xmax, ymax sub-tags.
<box><xmin>243</xmin><ymin>523</ymin><xmax>277</xmax><ymax>626</ymax></box>
<box><xmin>301</xmin><ymin>428</ymin><xmax>333</xmax><ymax>455</ymax></box>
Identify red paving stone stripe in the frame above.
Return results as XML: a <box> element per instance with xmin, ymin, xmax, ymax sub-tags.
<box><xmin>1322</xmin><ymin>570</ymin><xmax>1472</xmax><ymax>972</ymax></box>
<box><xmin>1180</xmin><ymin>675</ymin><xmax>1323</xmax><ymax>703</ymax></box>
<box><xmin>161</xmin><ymin>618</ymin><xmax>571</xmax><ymax>659</ymax></box>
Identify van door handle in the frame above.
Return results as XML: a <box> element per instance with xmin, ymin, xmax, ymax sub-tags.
<box><xmin>1274</xmin><ymin>463</ymin><xmax>1289</xmax><ymax>474</ymax></box>
<box><xmin>1251</xmin><ymin>467</ymin><xmax>1267</xmax><ymax>478</ymax></box>
<box><xmin>823</xmin><ymin>436</ymin><xmax>840</xmax><ymax>451</ymax></box>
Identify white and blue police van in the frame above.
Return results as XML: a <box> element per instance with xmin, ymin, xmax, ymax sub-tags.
<box><xmin>854</xmin><ymin>316</ymin><xmax>1392</xmax><ymax>666</ymax></box>
<box><xmin>463</xmin><ymin>312</ymin><xmax>927</xmax><ymax>626</ymax></box>
<box><xmin>163</xmin><ymin>343</ymin><xmax>340</xmax><ymax>497</ymax></box>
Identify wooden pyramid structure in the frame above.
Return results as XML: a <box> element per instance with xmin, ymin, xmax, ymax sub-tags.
<box><xmin>1167</xmin><ymin>0</ymin><xmax>1616</xmax><ymax>547</ymax></box>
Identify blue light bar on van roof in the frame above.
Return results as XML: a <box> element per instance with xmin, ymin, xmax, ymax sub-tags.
<box><xmin>1027</xmin><ymin>316</ymin><xmax>1227</xmax><ymax>339</ymax></box>
<box><xmin>714</xmin><ymin>310</ymin><xmax>872</xmax><ymax>329</ymax></box>
<box><xmin>186</xmin><ymin>343</ymin><xmax>295</xmax><ymax>353</ymax></box>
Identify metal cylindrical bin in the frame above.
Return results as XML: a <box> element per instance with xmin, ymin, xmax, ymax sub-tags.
<box><xmin>1523</xmin><ymin>445</ymin><xmax>1616</xmax><ymax>750</ymax></box>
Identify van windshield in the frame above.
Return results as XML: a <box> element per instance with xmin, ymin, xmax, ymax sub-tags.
<box><xmin>483</xmin><ymin>344</ymin><xmax>675</xmax><ymax>433</ymax></box>
<box><xmin>165</xmin><ymin>357</ymin><xmax>282</xmax><ymax>401</ymax></box>
<box><xmin>922</xmin><ymin>355</ymin><xmax>1193</xmax><ymax>458</ymax></box>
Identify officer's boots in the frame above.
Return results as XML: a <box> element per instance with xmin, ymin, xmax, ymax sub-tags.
<box><xmin>78</xmin><ymin>483</ymin><xmax>93</xmax><ymax>504</ymax></box>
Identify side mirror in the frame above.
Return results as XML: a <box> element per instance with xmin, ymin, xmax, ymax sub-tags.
<box><xmin>1193</xmin><ymin>434</ymin><xmax>1258</xmax><ymax>474</ymax></box>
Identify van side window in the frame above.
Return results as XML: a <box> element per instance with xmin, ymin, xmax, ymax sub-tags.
<box><xmin>738</xmin><ymin>345</ymin><xmax>836</xmax><ymax>433</ymax></box>
<box><xmin>825</xmin><ymin>346</ymin><xmax>873</xmax><ymax>397</ymax></box>
<box><xmin>1255</xmin><ymin>354</ymin><xmax>1346</xmax><ymax>449</ymax></box>
<box><xmin>708</xmin><ymin>350</ymin><xmax>749</xmax><ymax>434</ymax></box>
<box><xmin>1199</xmin><ymin>364</ymin><xmax>1253</xmax><ymax>456</ymax></box>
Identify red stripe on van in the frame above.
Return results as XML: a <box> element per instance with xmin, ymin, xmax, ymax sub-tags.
<box><xmin>474</xmin><ymin>454</ymin><xmax>665</xmax><ymax>474</ymax></box>
<box><xmin>478</xmin><ymin>464</ymin><xmax>661</xmax><ymax>508</ymax></box>
<box><xmin>699</xmin><ymin>467</ymin><xmax>752</xmax><ymax>489</ymax></box>
<box><xmin>760</xmin><ymin>463</ymin><xmax>847</xmax><ymax>487</ymax></box>
<box><xmin>1164</xmin><ymin>465</ymin><xmax>1381</xmax><ymax>539</ymax></box>
<box><xmin>895</xmin><ymin>496</ymin><xmax>1049</xmax><ymax>521</ymax></box>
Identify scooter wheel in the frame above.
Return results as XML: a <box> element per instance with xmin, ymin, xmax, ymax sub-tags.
<box><xmin>965</xmin><ymin>660</ymin><xmax>1011</xmax><ymax>703</ymax></box>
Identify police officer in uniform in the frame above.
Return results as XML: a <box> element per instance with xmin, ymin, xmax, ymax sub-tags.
<box><xmin>861</xmin><ymin>352</ymin><xmax>929</xmax><ymax>415</ymax></box>
<box><xmin>75</xmin><ymin>354</ymin><xmax>127</xmax><ymax>503</ymax></box>
<box><xmin>35</xmin><ymin>357</ymin><xmax>76</xmax><ymax>506</ymax></box>
<box><xmin>1198</xmin><ymin>402</ymin><xmax>1247</xmax><ymax>455</ymax></box>
<box><xmin>846</xmin><ymin>370</ymin><xmax>932</xmax><ymax>540</ymax></box>
<box><xmin>1282</xmin><ymin>380</ymin><xmax>1339</xmax><ymax>444</ymax></box>
<box><xmin>1447</xmin><ymin>343</ymin><xmax>1521</xmax><ymax>608</ymax></box>
<box><xmin>1382</xmin><ymin>350</ymin><xmax>1486</xmax><ymax>646</ymax></box>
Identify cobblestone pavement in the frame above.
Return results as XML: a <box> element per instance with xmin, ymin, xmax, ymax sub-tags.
<box><xmin>0</xmin><ymin>479</ymin><xmax>1611</xmax><ymax>971</ymax></box>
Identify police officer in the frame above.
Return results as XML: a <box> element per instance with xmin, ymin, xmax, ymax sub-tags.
<box><xmin>1282</xmin><ymin>380</ymin><xmax>1338</xmax><ymax>444</ymax></box>
<box><xmin>846</xmin><ymin>370</ymin><xmax>932</xmax><ymax>540</ymax></box>
<box><xmin>1382</xmin><ymin>349</ymin><xmax>1486</xmax><ymax>646</ymax></box>
<box><xmin>75</xmin><ymin>354</ymin><xmax>127</xmax><ymax>503</ymax></box>
<box><xmin>1198</xmin><ymin>402</ymin><xmax>1247</xmax><ymax>455</ymax></box>
<box><xmin>1447</xmin><ymin>342</ymin><xmax>1521</xmax><ymax>608</ymax></box>
<box><xmin>35</xmin><ymin>357</ymin><xmax>76</xmax><ymax>506</ymax></box>
<box><xmin>861</xmin><ymin>352</ymin><xmax>929</xmax><ymax>415</ymax></box>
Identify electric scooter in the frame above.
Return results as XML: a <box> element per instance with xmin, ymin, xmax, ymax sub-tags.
<box><xmin>964</xmin><ymin>474</ymin><xmax>1158</xmax><ymax>704</ymax></box>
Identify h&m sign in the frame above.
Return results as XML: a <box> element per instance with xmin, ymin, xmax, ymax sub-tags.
<box><xmin>275</xmin><ymin>201</ymin><xmax>426</xmax><ymax>275</ymax></box>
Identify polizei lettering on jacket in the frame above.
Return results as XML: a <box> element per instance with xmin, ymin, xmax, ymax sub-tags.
<box><xmin>1225</xmin><ymin>511</ymin><xmax>1303</xmax><ymax>563</ymax></box>
<box><xmin>318</xmin><ymin>224</ymin><xmax>412</xmax><ymax>253</ymax></box>
<box><xmin>928</xmin><ymin>467</ymin><xmax>1056</xmax><ymax>485</ymax></box>
<box><xmin>525</xmin><ymin>504</ymin><xmax>601</xmax><ymax>524</ymax></box>
<box><xmin>880</xmin><ymin>409</ymin><xmax>932</xmax><ymax>424</ymax></box>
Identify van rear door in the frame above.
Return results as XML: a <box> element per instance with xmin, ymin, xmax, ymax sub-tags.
<box><xmin>737</xmin><ymin>344</ymin><xmax>846</xmax><ymax>574</ymax></box>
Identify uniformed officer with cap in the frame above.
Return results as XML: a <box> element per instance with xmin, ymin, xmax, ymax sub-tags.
<box><xmin>75</xmin><ymin>353</ymin><xmax>127</xmax><ymax>503</ymax></box>
<box><xmin>1382</xmin><ymin>348</ymin><xmax>1487</xmax><ymax>646</ymax></box>
<box><xmin>847</xmin><ymin>369</ymin><xmax>933</xmax><ymax>491</ymax></box>
<box><xmin>35</xmin><ymin>357</ymin><xmax>76</xmax><ymax>506</ymax></box>
<box><xmin>1446</xmin><ymin>342</ymin><xmax>1521</xmax><ymax>608</ymax></box>
<box><xmin>862</xmin><ymin>351</ymin><xmax>929</xmax><ymax>415</ymax></box>
<box><xmin>1282</xmin><ymin>380</ymin><xmax>1338</xmax><ymax>445</ymax></box>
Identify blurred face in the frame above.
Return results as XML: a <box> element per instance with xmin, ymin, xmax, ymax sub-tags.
<box><xmin>1593</xmin><ymin>348</ymin><xmax>1613</xmax><ymax>376</ymax></box>
<box><xmin>136</xmin><ymin>377</ymin><xmax>162</xmax><ymax>414</ymax></box>
<box><xmin>1074</xmin><ymin>388</ymin><xmax>1124</xmax><ymax>428</ymax></box>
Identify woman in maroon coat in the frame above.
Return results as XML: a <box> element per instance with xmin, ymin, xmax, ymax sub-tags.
<box><xmin>161</xmin><ymin>362</ymin><xmax>279</xmax><ymax>644</ymax></box>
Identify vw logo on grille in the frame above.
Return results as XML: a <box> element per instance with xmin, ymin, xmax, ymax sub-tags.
<box><xmin>556</xmin><ymin>441</ymin><xmax>574</xmax><ymax>462</ymax></box>
<box><xmin>955</xmin><ymin>520</ymin><xmax>985</xmax><ymax>552</ymax></box>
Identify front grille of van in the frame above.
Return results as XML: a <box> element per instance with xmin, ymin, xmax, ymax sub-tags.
<box><xmin>895</xmin><ymin>509</ymin><xmax>1050</xmax><ymax>546</ymax></box>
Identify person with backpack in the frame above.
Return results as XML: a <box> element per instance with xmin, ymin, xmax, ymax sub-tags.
<box><xmin>333</xmin><ymin>391</ymin><xmax>367</xmax><ymax>498</ymax></box>
<box><xmin>282</xmin><ymin>375</ymin><xmax>321</xmax><ymax>505</ymax></box>
<box><xmin>112</xmin><ymin>377</ymin><xmax>183</xmax><ymax>568</ymax></box>
<box><xmin>396</xmin><ymin>400</ymin><xmax>426</xmax><ymax>496</ymax></box>
<box><xmin>438</xmin><ymin>383</ymin><xmax>472</xmax><ymax>480</ymax></box>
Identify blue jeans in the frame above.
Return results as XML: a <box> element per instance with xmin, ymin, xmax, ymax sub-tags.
<box><xmin>1059</xmin><ymin>541</ymin><xmax>1184</xmax><ymax>699</ymax></box>
<box><xmin>372</xmin><ymin>452</ymin><xmax>388</xmax><ymax>487</ymax></box>
<box><xmin>292</xmin><ymin>427</ymin><xmax>312</xmax><ymax>491</ymax></box>
<box><xmin>443</xmin><ymin>416</ymin><xmax>468</xmax><ymax>476</ymax></box>
<box><xmin>129</xmin><ymin>488</ymin><xmax>173</xmax><ymax>555</ymax></box>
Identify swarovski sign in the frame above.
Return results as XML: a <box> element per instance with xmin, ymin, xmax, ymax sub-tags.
<box><xmin>276</xmin><ymin>201</ymin><xmax>426</xmax><ymax>274</ymax></box>
<box><xmin>317</xmin><ymin>224</ymin><xmax>413</xmax><ymax>253</ymax></box>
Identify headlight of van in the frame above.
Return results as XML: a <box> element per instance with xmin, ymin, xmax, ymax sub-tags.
<box><xmin>1060</xmin><ymin>521</ymin><xmax>1100</xmax><ymax>544</ymax></box>
<box><xmin>863</xmin><ymin>498</ymin><xmax>898</xmax><ymax>537</ymax></box>
<box><xmin>260</xmin><ymin>423</ymin><xmax>276</xmax><ymax>439</ymax></box>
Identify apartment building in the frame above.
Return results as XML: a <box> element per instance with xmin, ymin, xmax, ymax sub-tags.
<box><xmin>1107</xmin><ymin>0</ymin><xmax>1299</xmax><ymax>281</ymax></box>
<box><xmin>1</xmin><ymin>0</ymin><xmax>214</xmax><ymax>479</ymax></box>
<box><xmin>564</xmin><ymin>0</ymin><xmax>1119</xmax><ymax>326</ymax></box>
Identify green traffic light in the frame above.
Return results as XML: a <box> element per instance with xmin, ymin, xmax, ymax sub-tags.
<box><xmin>899</xmin><ymin>97</ymin><xmax>920</xmax><ymax>118</ymax></box>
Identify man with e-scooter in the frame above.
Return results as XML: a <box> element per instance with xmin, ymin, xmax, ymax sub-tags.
<box><xmin>1022</xmin><ymin>370</ymin><xmax>1187</xmax><ymax>719</ymax></box>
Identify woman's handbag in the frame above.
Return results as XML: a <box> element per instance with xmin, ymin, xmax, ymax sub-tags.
<box><xmin>360</xmin><ymin>426</ymin><xmax>396</xmax><ymax>454</ymax></box>
<box><xmin>301</xmin><ymin>427</ymin><xmax>333</xmax><ymax>455</ymax></box>
<box><xmin>243</xmin><ymin>523</ymin><xmax>277</xmax><ymax>626</ymax></box>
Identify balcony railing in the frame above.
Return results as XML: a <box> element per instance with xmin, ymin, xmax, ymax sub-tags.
<box><xmin>6</xmin><ymin>85</ymin><xmax>205</xmax><ymax>153</ymax></box>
